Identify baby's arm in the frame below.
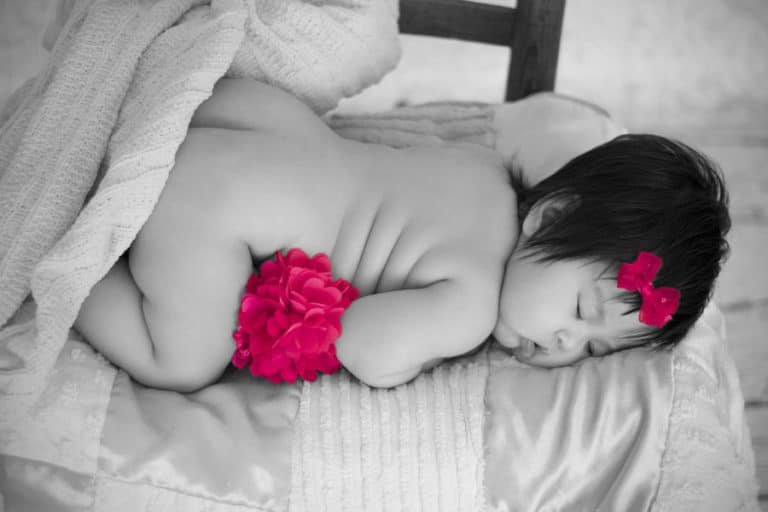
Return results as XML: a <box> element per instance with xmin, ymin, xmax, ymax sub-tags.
<box><xmin>336</xmin><ymin>278</ymin><xmax>496</xmax><ymax>388</ymax></box>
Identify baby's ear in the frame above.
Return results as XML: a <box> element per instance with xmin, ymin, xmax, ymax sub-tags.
<box><xmin>522</xmin><ymin>194</ymin><xmax>577</xmax><ymax>236</ymax></box>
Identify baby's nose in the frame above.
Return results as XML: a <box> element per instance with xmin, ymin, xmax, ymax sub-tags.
<box><xmin>555</xmin><ymin>329</ymin><xmax>579</xmax><ymax>351</ymax></box>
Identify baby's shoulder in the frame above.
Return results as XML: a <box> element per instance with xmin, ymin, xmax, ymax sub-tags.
<box><xmin>436</xmin><ymin>246</ymin><xmax>506</xmax><ymax>336</ymax></box>
<box><xmin>418</xmin><ymin>144</ymin><xmax>516</xmax><ymax>219</ymax></box>
<box><xmin>415</xmin><ymin>241</ymin><xmax>507</xmax><ymax>307</ymax></box>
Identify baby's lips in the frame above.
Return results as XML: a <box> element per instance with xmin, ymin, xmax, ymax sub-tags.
<box><xmin>514</xmin><ymin>337</ymin><xmax>536</xmax><ymax>360</ymax></box>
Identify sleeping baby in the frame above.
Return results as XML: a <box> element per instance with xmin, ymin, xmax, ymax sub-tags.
<box><xmin>74</xmin><ymin>78</ymin><xmax>731</xmax><ymax>391</ymax></box>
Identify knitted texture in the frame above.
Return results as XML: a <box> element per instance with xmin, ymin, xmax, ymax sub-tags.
<box><xmin>329</xmin><ymin>102</ymin><xmax>496</xmax><ymax>148</ymax></box>
<box><xmin>0</xmin><ymin>0</ymin><xmax>399</xmax><ymax>423</ymax></box>
<box><xmin>289</xmin><ymin>355</ymin><xmax>489</xmax><ymax>512</ymax></box>
<box><xmin>650</xmin><ymin>306</ymin><xmax>761</xmax><ymax>511</ymax></box>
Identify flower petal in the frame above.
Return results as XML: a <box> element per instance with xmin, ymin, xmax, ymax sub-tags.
<box><xmin>310</xmin><ymin>253</ymin><xmax>331</xmax><ymax>273</ymax></box>
<box><xmin>304</xmin><ymin>284</ymin><xmax>342</xmax><ymax>306</ymax></box>
<box><xmin>233</xmin><ymin>248</ymin><xmax>358</xmax><ymax>383</ymax></box>
<box><xmin>286</xmin><ymin>248</ymin><xmax>310</xmax><ymax>267</ymax></box>
<box><xmin>259</xmin><ymin>260</ymin><xmax>281</xmax><ymax>279</ymax></box>
<box><xmin>232</xmin><ymin>348</ymin><xmax>251</xmax><ymax>368</ymax></box>
<box><xmin>281</xmin><ymin>364</ymin><xmax>299</xmax><ymax>383</ymax></box>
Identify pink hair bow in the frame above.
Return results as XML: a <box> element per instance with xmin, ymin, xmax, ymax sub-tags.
<box><xmin>617</xmin><ymin>251</ymin><xmax>680</xmax><ymax>328</ymax></box>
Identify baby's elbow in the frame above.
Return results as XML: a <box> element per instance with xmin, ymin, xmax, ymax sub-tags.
<box><xmin>357</xmin><ymin>373</ymin><xmax>395</xmax><ymax>389</ymax></box>
<box><xmin>341</xmin><ymin>356</ymin><xmax>419</xmax><ymax>389</ymax></box>
<box><xmin>355</xmin><ymin>367</ymin><xmax>420</xmax><ymax>389</ymax></box>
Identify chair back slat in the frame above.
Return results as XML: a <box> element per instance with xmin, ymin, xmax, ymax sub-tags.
<box><xmin>399</xmin><ymin>0</ymin><xmax>516</xmax><ymax>46</ymax></box>
<box><xmin>507</xmin><ymin>0</ymin><xmax>565</xmax><ymax>100</ymax></box>
<box><xmin>399</xmin><ymin>0</ymin><xmax>566</xmax><ymax>101</ymax></box>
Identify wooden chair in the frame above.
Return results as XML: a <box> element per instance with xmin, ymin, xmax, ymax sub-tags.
<box><xmin>399</xmin><ymin>0</ymin><xmax>566</xmax><ymax>101</ymax></box>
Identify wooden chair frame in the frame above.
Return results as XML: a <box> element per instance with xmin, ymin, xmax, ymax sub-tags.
<box><xmin>399</xmin><ymin>0</ymin><xmax>566</xmax><ymax>101</ymax></box>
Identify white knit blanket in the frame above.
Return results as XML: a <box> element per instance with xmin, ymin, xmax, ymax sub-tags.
<box><xmin>0</xmin><ymin>0</ymin><xmax>399</xmax><ymax>422</ymax></box>
<box><xmin>289</xmin><ymin>353</ymin><xmax>490</xmax><ymax>512</ymax></box>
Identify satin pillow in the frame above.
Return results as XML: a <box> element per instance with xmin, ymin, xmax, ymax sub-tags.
<box><xmin>484</xmin><ymin>336</ymin><xmax>672</xmax><ymax>511</ymax></box>
<box><xmin>483</xmin><ymin>302</ymin><xmax>759</xmax><ymax>511</ymax></box>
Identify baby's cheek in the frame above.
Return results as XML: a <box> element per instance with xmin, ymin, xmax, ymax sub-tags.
<box><xmin>491</xmin><ymin>318</ymin><xmax>519</xmax><ymax>349</ymax></box>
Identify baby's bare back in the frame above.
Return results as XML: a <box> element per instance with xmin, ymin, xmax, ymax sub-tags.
<box><xmin>129</xmin><ymin>126</ymin><xmax>517</xmax><ymax>380</ymax></box>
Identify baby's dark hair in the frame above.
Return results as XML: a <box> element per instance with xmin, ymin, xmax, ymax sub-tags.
<box><xmin>509</xmin><ymin>133</ymin><xmax>731</xmax><ymax>351</ymax></box>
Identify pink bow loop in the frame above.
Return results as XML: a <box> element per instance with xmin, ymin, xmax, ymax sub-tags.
<box><xmin>617</xmin><ymin>252</ymin><xmax>680</xmax><ymax>328</ymax></box>
<box><xmin>616</xmin><ymin>252</ymin><xmax>661</xmax><ymax>291</ymax></box>
<box><xmin>637</xmin><ymin>286</ymin><xmax>680</xmax><ymax>328</ymax></box>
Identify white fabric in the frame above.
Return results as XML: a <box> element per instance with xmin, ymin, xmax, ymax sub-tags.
<box><xmin>652</xmin><ymin>303</ymin><xmax>760</xmax><ymax>511</ymax></box>
<box><xmin>289</xmin><ymin>357</ymin><xmax>489</xmax><ymax>512</ymax></box>
<box><xmin>328</xmin><ymin>92</ymin><xmax>628</xmax><ymax>177</ymax></box>
<box><xmin>0</xmin><ymin>301</ymin><xmax>115</xmax><ymax>475</ymax></box>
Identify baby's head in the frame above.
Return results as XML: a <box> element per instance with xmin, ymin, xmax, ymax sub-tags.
<box><xmin>493</xmin><ymin>134</ymin><xmax>731</xmax><ymax>367</ymax></box>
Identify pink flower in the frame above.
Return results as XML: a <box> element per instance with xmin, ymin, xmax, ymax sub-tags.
<box><xmin>231</xmin><ymin>248</ymin><xmax>359</xmax><ymax>383</ymax></box>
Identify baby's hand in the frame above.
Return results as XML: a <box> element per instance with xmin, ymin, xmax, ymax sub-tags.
<box><xmin>336</xmin><ymin>279</ymin><xmax>496</xmax><ymax>388</ymax></box>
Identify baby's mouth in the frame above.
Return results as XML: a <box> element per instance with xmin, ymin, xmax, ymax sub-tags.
<box><xmin>514</xmin><ymin>336</ymin><xmax>537</xmax><ymax>359</ymax></box>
